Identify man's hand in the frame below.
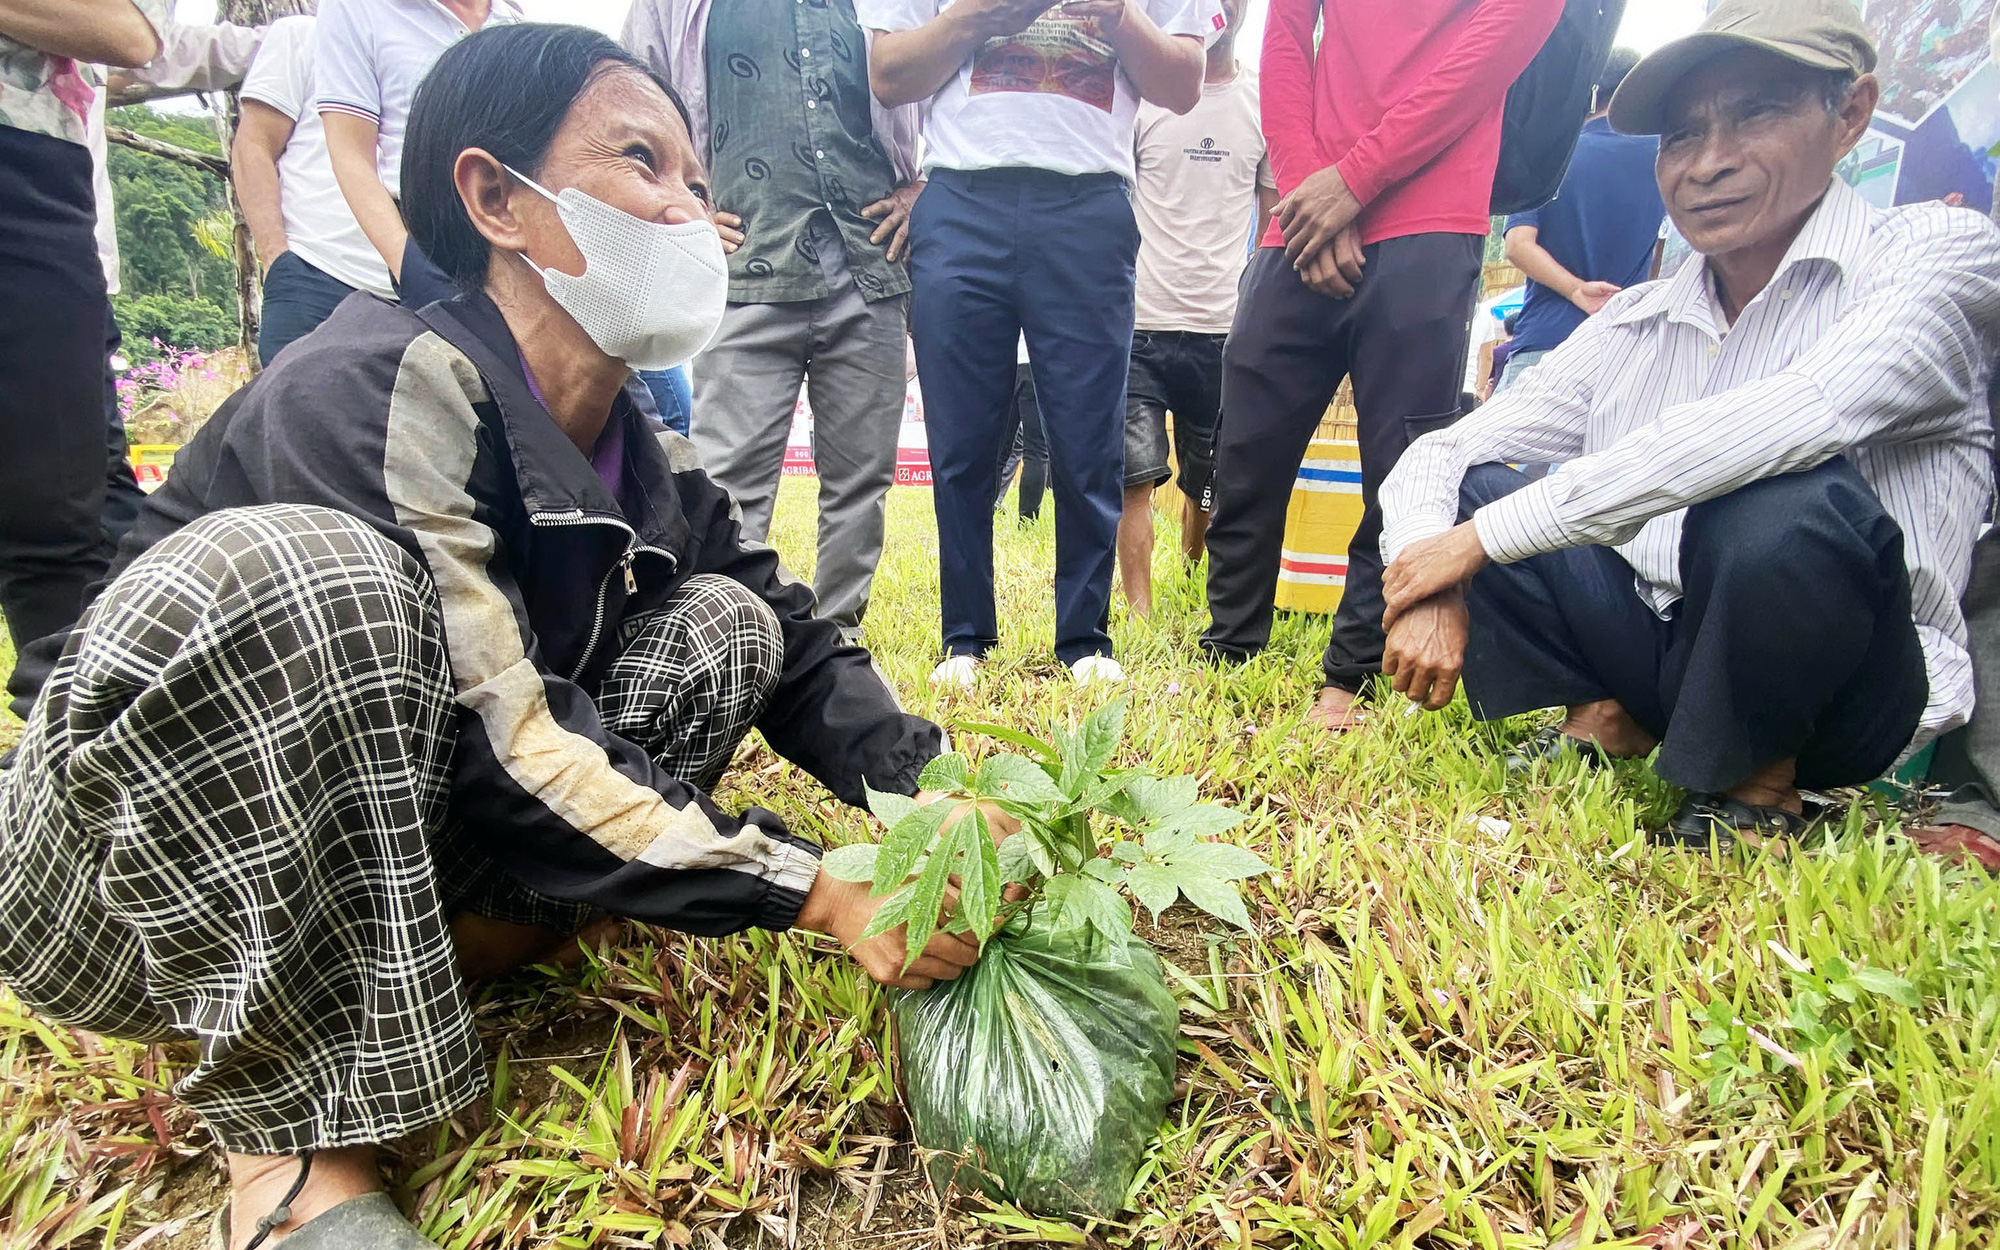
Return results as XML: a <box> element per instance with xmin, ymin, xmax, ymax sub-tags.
<box><xmin>798</xmin><ymin>870</ymin><xmax>982</xmax><ymax>989</ymax></box>
<box><xmin>255</xmin><ymin>239</ymin><xmax>289</xmax><ymax>274</ymax></box>
<box><xmin>1382</xmin><ymin>590</ymin><xmax>1470</xmax><ymax>711</ymax></box>
<box><xmin>1381</xmin><ymin>521</ymin><xmax>1489</xmax><ymax>629</ymax></box>
<box><xmin>1277</xmin><ymin>165</ymin><xmax>1363</xmax><ymax>273</ymax></box>
<box><xmin>1569</xmin><ymin>280</ymin><xmax>1620</xmax><ymax>315</ymax></box>
<box><xmin>1059</xmin><ymin>0</ymin><xmax>1127</xmax><ymax>33</ymax></box>
<box><xmin>1296</xmin><ymin>225</ymin><xmax>1365</xmax><ymax>299</ymax></box>
<box><xmin>862</xmin><ymin>181</ymin><xmax>925</xmax><ymax>263</ymax></box>
<box><xmin>713</xmin><ymin>210</ymin><xmax>746</xmax><ymax>255</ymax></box>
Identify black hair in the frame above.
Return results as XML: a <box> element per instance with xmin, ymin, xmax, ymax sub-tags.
<box><xmin>1502</xmin><ymin>310</ymin><xmax>1521</xmax><ymax>336</ymax></box>
<box><xmin>401</xmin><ymin>22</ymin><xmax>691</xmax><ymax>289</ymax></box>
<box><xmin>1597</xmin><ymin>46</ymin><xmax>1641</xmax><ymax>103</ymax></box>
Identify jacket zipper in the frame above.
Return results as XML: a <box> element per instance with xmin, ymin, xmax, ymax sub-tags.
<box><xmin>530</xmin><ymin>509</ymin><xmax>674</xmax><ymax>682</ymax></box>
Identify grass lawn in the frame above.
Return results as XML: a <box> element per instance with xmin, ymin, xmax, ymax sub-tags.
<box><xmin>4</xmin><ymin>477</ymin><xmax>1999</xmax><ymax>1248</ymax></box>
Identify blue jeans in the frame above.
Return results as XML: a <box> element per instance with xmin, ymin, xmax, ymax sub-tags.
<box><xmin>259</xmin><ymin>251</ymin><xmax>362</xmax><ymax>366</ymax></box>
<box><xmin>638</xmin><ymin>367</ymin><xmax>693</xmax><ymax>436</ymax></box>
<box><xmin>910</xmin><ymin>167</ymin><xmax>1137</xmax><ymax>663</ymax></box>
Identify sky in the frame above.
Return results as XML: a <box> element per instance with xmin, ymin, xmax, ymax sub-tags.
<box><xmin>175</xmin><ymin>0</ymin><xmax>1711</xmax><ymax>55</ymax></box>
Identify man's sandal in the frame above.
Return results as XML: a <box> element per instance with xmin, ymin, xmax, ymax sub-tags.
<box><xmin>214</xmin><ymin>1154</ymin><xmax>439</xmax><ymax>1250</ymax></box>
<box><xmin>1650</xmin><ymin>793</ymin><xmax>1812</xmax><ymax>853</ymax></box>
<box><xmin>1503</xmin><ymin>725</ymin><xmax>1609</xmax><ymax>774</ymax></box>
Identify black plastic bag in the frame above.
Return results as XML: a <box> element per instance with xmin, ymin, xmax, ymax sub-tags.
<box><xmin>893</xmin><ymin>911</ymin><xmax>1179</xmax><ymax>1218</ymax></box>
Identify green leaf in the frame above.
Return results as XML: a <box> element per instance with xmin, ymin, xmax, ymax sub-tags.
<box><xmin>1045</xmin><ymin>873</ymin><xmax>1131</xmax><ymax>943</ymax></box>
<box><xmin>1148</xmin><ymin>804</ymin><xmax>1248</xmax><ymax>848</ymax></box>
<box><xmin>1110</xmin><ymin>840</ymin><xmax>1144</xmax><ymax>864</ymax></box>
<box><xmin>918</xmin><ymin>752</ymin><xmax>971</xmax><ymax>792</ymax></box>
<box><xmin>973</xmin><ymin>753</ymin><xmax>1066</xmax><ymax>804</ymax></box>
<box><xmin>1850</xmin><ymin>966</ymin><xmax>1920</xmax><ymax>1008</ymax></box>
<box><xmin>819</xmin><ymin>843</ymin><xmax>879</xmax><ymax>883</ymax></box>
<box><xmin>863</xmin><ymin>783</ymin><xmax>919</xmax><ymax>830</ymax></box>
<box><xmin>952</xmin><ymin>720</ymin><xmax>1060</xmax><ymax>763</ymax></box>
<box><xmin>997</xmin><ymin>832</ymin><xmax>1041</xmax><ymax>885</ymax></box>
<box><xmin>900</xmin><ymin>816</ymin><xmax>962</xmax><ymax>969</ymax></box>
<box><xmin>1116</xmin><ymin>774</ymin><xmax>1200</xmax><ymax>826</ymax></box>
<box><xmin>875</xmin><ymin>801</ymin><xmax>954</xmax><ymax>897</ymax></box>
<box><xmin>1160</xmin><ymin>840</ymin><xmax>1272</xmax><ymax>881</ymax></box>
<box><xmin>858</xmin><ymin>883</ymin><xmax>917</xmax><ymax>942</ymax></box>
<box><xmin>1082</xmin><ymin>857</ymin><xmax>1124</xmax><ymax>883</ymax></box>
<box><xmin>1059</xmin><ymin>698</ymin><xmax>1127</xmax><ymax>796</ymax></box>
<box><xmin>1124</xmin><ymin>863</ymin><xmax>1180</xmax><ymax>921</ymax></box>
<box><xmin>1167</xmin><ymin>865</ymin><xmax>1254</xmax><ymax>930</ymax></box>
<box><xmin>1063</xmin><ymin>768</ymin><xmax>1137</xmax><ymax>816</ymax></box>
<box><xmin>954</xmin><ymin>807</ymin><xmax>1002</xmax><ymax>946</ymax></box>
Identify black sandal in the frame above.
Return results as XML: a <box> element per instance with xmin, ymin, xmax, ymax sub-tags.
<box><xmin>1504</xmin><ymin>725</ymin><xmax>1609</xmax><ymax>774</ymax></box>
<box><xmin>1651</xmin><ymin>793</ymin><xmax>1812</xmax><ymax>853</ymax></box>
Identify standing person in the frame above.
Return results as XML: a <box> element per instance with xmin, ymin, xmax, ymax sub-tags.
<box><xmin>859</xmin><ymin>0</ymin><xmax>1214</xmax><ymax>688</ymax></box>
<box><xmin>1498</xmin><ymin>46</ymin><xmax>1665</xmax><ymax>392</ymax></box>
<box><xmin>622</xmin><ymin>0</ymin><xmax>927</xmax><ymax>643</ymax></box>
<box><xmin>1199</xmin><ymin>0</ymin><xmax>1564</xmax><ymax>729</ymax></box>
<box><xmin>0</xmin><ymin>0</ymin><xmax>167</xmax><ymax>655</ymax></box>
<box><xmin>235</xmin><ymin>14</ymin><xmax>397</xmax><ymax>366</ymax></box>
<box><xmin>314</xmin><ymin>0</ymin><xmax>520</xmax><ymax>298</ymax></box>
<box><xmin>1119</xmin><ymin>0</ymin><xmax>1275</xmax><ymax>616</ymax></box>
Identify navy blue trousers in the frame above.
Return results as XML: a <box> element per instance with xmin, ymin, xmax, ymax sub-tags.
<box><xmin>910</xmin><ymin>168</ymin><xmax>1136</xmax><ymax>663</ymax></box>
<box><xmin>1459</xmin><ymin>461</ymin><xmax>1928</xmax><ymax>793</ymax></box>
<box><xmin>258</xmin><ymin>251</ymin><xmax>363</xmax><ymax>366</ymax></box>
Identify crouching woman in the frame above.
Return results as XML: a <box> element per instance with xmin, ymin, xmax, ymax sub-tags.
<box><xmin>0</xmin><ymin>22</ymin><xmax>992</xmax><ymax>1250</ymax></box>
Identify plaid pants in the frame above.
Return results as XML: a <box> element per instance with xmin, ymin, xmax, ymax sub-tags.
<box><xmin>0</xmin><ymin>505</ymin><xmax>784</xmax><ymax>1153</ymax></box>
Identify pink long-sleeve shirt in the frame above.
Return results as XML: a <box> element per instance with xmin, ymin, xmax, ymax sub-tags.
<box><xmin>1260</xmin><ymin>0</ymin><xmax>1565</xmax><ymax>248</ymax></box>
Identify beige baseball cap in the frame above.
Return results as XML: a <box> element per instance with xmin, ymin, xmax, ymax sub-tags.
<box><xmin>1607</xmin><ymin>0</ymin><xmax>1877</xmax><ymax>136</ymax></box>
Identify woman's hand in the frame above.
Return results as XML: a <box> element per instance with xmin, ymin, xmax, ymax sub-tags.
<box><xmin>796</xmin><ymin>870</ymin><xmax>981</xmax><ymax>989</ymax></box>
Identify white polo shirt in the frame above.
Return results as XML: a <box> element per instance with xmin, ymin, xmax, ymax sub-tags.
<box><xmin>313</xmin><ymin>0</ymin><xmax>520</xmax><ymax>197</ymax></box>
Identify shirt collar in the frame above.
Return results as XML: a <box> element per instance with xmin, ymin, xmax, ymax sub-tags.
<box><xmin>1610</xmin><ymin>178</ymin><xmax>1876</xmax><ymax>334</ymax></box>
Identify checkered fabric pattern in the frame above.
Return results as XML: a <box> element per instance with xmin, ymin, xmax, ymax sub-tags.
<box><xmin>0</xmin><ymin>507</ymin><xmax>784</xmax><ymax>1153</ymax></box>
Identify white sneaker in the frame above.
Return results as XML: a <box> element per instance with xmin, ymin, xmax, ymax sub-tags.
<box><xmin>930</xmin><ymin>655</ymin><xmax>982</xmax><ymax>688</ymax></box>
<box><xmin>1069</xmin><ymin>655</ymin><xmax>1126</xmax><ymax>687</ymax></box>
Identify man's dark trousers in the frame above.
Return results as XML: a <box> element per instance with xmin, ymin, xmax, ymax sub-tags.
<box><xmin>1202</xmin><ymin>237</ymin><xmax>1481</xmax><ymax>689</ymax></box>
<box><xmin>258</xmin><ymin>250</ymin><xmax>363</xmax><ymax>366</ymax></box>
<box><xmin>911</xmin><ymin>167</ymin><xmax>1136</xmax><ymax>663</ymax></box>
<box><xmin>0</xmin><ymin>126</ymin><xmax>114</xmax><ymax>652</ymax></box>
<box><xmin>1459</xmin><ymin>461</ymin><xmax>1928</xmax><ymax>794</ymax></box>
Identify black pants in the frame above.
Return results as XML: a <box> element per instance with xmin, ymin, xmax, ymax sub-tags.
<box><xmin>1126</xmin><ymin>330</ymin><xmax>1224</xmax><ymax>508</ymax></box>
<box><xmin>995</xmin><ymin>363</ymin><xmax>1050</xmax><ymax>518</ymax></box>
<box><xmin>1460</xmin><ymin>462</ymin><xmax>1929</xmax><ymax>793</ymax></box>
<box><xmin>0</xmin><ymin>126</ymin><xmax>115</xmax><ymax>651</ymax></box>
<box><xmin>1203</xmin><ymin>238</ymin><xmax>1481</xmax><ymax>689</ymax></box>
<box><xmin>258</xmin><ymin>250</ymin><xmax>362</xmax><ymax>366</ymax></box>
<box><xmin>100</xmin><ymin>310</ymin><xmax>146</xmax><ymax>549</ymax></box>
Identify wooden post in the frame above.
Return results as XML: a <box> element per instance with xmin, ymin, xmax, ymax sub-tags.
<box><xmin>216</xmin><ymin>1</ymin><xmax>316</xmax><ymax>368</ymax></box>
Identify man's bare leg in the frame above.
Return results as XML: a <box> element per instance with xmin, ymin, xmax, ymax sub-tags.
<box><xmin>224</xmin><ymin>1146</ymin><xmax>384</xmax><ymax>1250</ymax></box>
<box><xmin>1558</xmin><ymin>698</ymin><xmax>1659</xmax><ymax>758</ymax></box>
<box><xmin>1118</xmin><ymin>483</ymin><xmax>1156</xmax><ymax>617</ymax></box>
<box><xmin>1180</xmin><ymin>494</ymin><xmax>1209</xmax><ymax>563</ymax></box>
<box><xmin>1306</xmin><ymin>684</ymin><xmax>1368</xmax><ymax>732</ymax></box>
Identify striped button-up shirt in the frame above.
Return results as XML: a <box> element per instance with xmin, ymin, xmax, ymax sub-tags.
<box><xmin>1382</xmin><ymin>178</ymin><xmax>2000</xmax><ymax>740</ymax></box>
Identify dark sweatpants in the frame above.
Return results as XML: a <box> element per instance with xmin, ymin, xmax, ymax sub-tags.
<box><xmin>1203</xmin><ymin>237</ymin><xmax>1481</xmax><ymax>690</ymax></box>
<box><xmin>0</xmin><ymin>125</ymin><xmax>115</xmax><ymax>651</ymax></box>
<box><xmin>911</xmin><ymin>167</ymin><xmax>1137</xmax><ymax>664</ymax></box>
<box><xmin>1459</xmin><ymin>461</ymin><xmax>1929</xmax><ymax>794</ymax></box>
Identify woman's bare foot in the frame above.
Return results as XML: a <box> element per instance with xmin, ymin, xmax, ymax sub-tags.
<box><xmin>1305</xmin><ymin>684</ymin><xmax>1368</xmax><ymax>732</ymax></box>
<box><xmin>449</xmin><ymin>914</ymin><xmax>624</xmax><ymax>981</ymax></box>
<box><xmin>1725</xmin><ymin>757</ymin><xmax>1803</xmax><ymax>815</ymax></box>
<box><xmin>1557</xmin><ymin>698</ymin><xmax>1657</xmax><ymax>758</ymax></box>
<box><xmin>224</xmin><ymin>1146</ymin><xmax>382</xmax><ymax>1250</ymax></box>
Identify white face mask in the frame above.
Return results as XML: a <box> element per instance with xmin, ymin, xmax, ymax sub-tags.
<box><xmin>505</xmin><ymin>165</ymin><xmax>728</xmax><ymax>371</ymax></box>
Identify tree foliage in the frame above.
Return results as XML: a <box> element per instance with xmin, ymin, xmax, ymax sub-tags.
<box><xmin>106</xmin><ymin>105</ymin><xmax>239</xmax><ymax>347</ymax></box>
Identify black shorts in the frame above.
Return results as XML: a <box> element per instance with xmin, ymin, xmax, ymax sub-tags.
<box><xmin>1125</xmin><ymin>330</ymin><xmax>1225</xmax><ymax>509</ymax></box>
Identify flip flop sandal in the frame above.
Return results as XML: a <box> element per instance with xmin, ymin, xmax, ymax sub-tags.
<box><xmin>1650</xmin><ymin>793</ymin><xmax>1811</xmax><ymax>853</ymax></box>
<box><xmin>1503</xmin><ymin>725</ymin><xmax>1609</xmax><ymax>775</ymax></box>
<box><xmin>213</xmin><ymin>1154</ymin><xmax>439</xmax><ymax>1250</ymax></box>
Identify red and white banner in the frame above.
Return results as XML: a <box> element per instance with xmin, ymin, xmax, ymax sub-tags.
<box><xmin>783</xmin><ymin>378</ymin><xmax>932</xmax><ymax>486</ymax></box>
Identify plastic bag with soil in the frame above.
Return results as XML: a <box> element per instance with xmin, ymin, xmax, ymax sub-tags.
<box><xmin>892</xmin><ymin>910</ymin><xmax>1179</xmax><ymax>1218</ymax></box>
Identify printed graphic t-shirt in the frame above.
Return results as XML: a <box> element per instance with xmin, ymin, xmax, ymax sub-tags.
<box><xmin>854</xmin><ymin>0</ymin><xmax>1221</xmax><ymax>180</ymax></box>
<box><xmin>1132</xmin><ymin>69</ymin><xmax>1273</xmax><ymax>333</ymax></box>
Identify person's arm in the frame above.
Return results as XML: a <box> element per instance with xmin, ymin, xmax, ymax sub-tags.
<box><xmin>0</xmin><ymin>0</ymin><xmax>161</xmax><ymax>66</ymax></box>
<box><xmin>864</xmin><ymin>0</ymin><xmax>1052</xmax><ymax>109</ymax></box>
<box><xmin>1276</xmin><ymin>0</ymin><xmax>1564</xmax><ymax>266</ymax></box>
<box><xmin>115</xmin><ymin>19</ymin><xmax>261</xmax><ymax>92</ymax></box>
<box><xmin>322</xmin><ymin>111</ymin><xmax>408</xmax><ymax>280</ymax></box>
<box><xmin>1064</xmin><ymin>1</ymin><xmax>1203</xmax><ymax>114</ymax></box>
<box><xmin>1505</xmin><ymin>223</ymin><xmax>1619</xmax><ymax>315</ymax></box>
<box><xmin>1259</xmin><ymin>0</ymin><xmax>1323</xmax><ymax>199</ymax></box>
<box><xmin>1474</xmin><ymin>206</ymin><xmax>2000</xmax><ymax>569</ymax></box>
<box><xmin>232</xmin><ymin>99</ymin><xmax>293</xmax><ymax>273</ymax></box>
<box><xmin>1254</xmin><ymin>149</ymin><xmax>1280</xmax><ymax>243</ymax></box>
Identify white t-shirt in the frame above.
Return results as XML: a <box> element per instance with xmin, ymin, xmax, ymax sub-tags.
<box><xmin>853</xmin><ymin>0</ymin><xmax>1222</xmax><ymax>180</ymax></box>
<box><xmin>313</xmin><ymin>0</ymin><xmax>519</xmax><ymax>197</ymax></box>
<box><xmin>244</xmin><ymin>17</ymin><xmax>396</xmax><ymax>298</ymax></box>
<box><xmin>1132</xmin><ymin>69</ymin><xmax>1271</xmax><ymax>333</ymax></box>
